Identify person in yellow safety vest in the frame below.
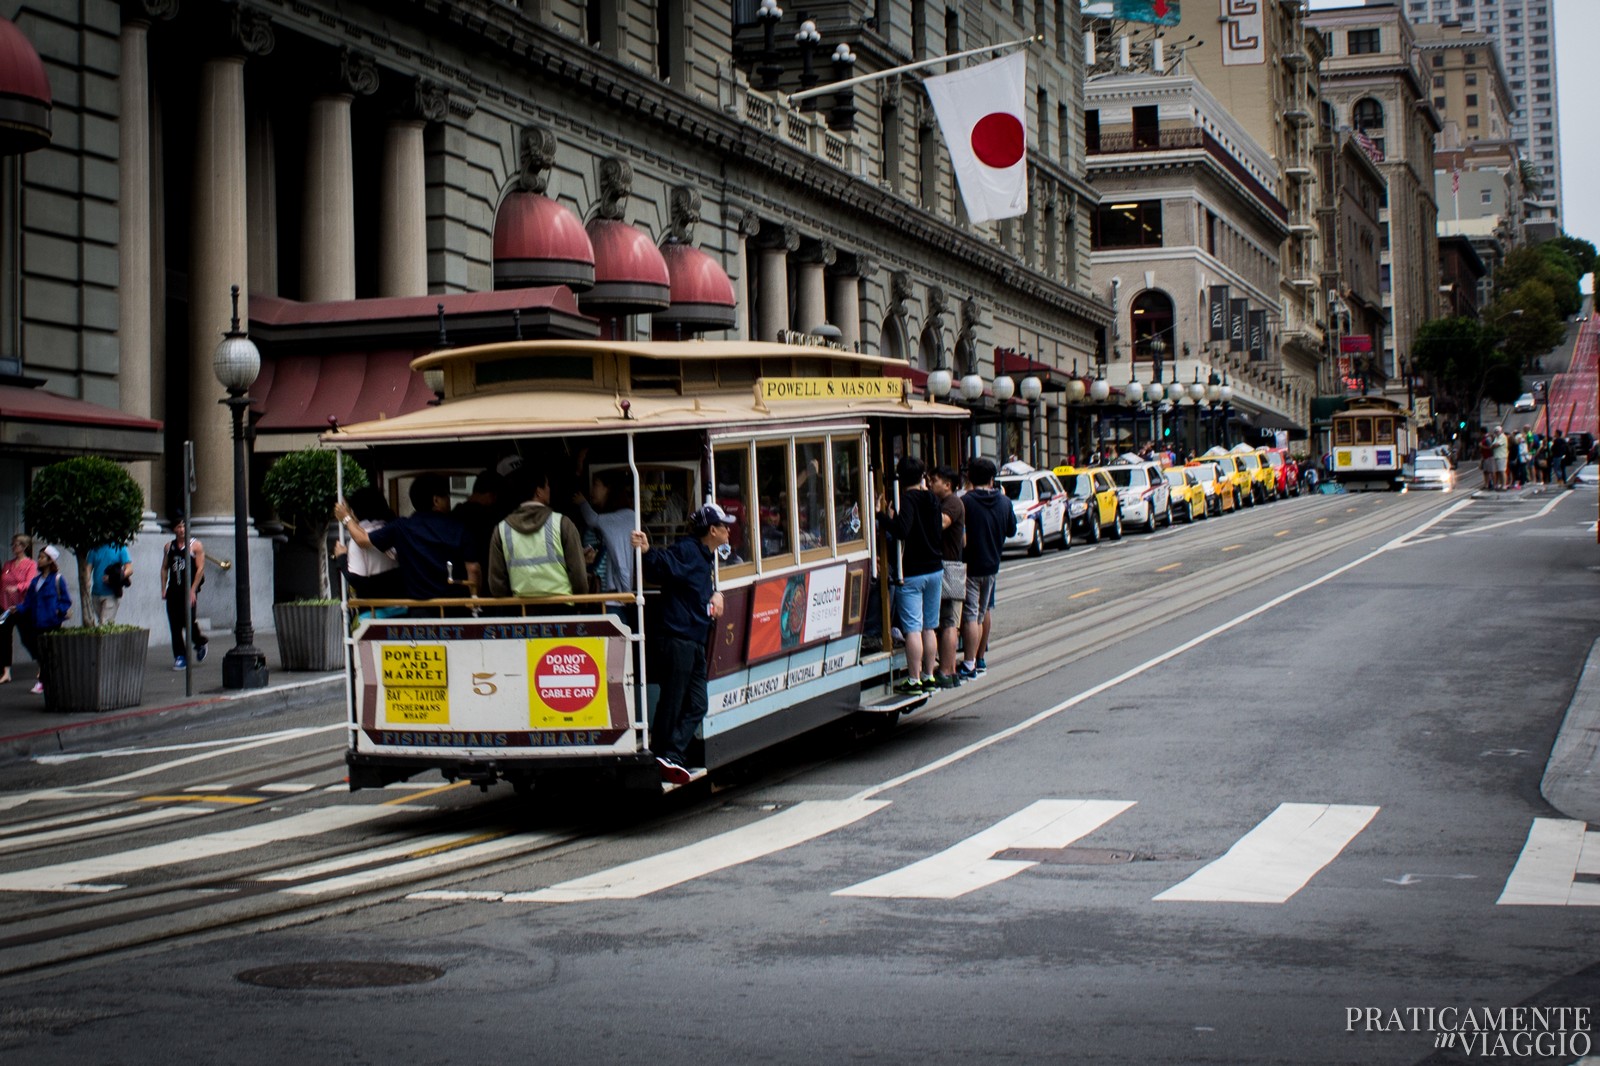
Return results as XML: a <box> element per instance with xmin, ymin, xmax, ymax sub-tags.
<box><xmin>486</xmin><ymin>467</ymin><xmax>589</xmax><ymax>600</ymax></box>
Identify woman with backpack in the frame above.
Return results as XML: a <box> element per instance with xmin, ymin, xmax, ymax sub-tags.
<box><xmin>16</xmin><ymin>544</ymin><xmax>71</xmax><ymax>694</ymax></box>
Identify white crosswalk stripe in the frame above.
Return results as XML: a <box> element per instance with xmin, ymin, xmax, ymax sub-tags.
<box><xmin>1153</xmin><ymin>803</ymin><xmax>1380</xmax><ymax>904</ymax></box>
<box><xmin>835</xmin><ymin>799</ymin><xmax>1136</xmax><ymax>899</ymax></box>
<box><xmin>498</xmin><ymin>799</ymin><xmax>889</xmax><ymax>903</ymax></box>
<box><xmin>1497</xmin><ymin>818</ymin><xmax>1600</xmax><ymax>906</ymax></box>
<box><xmin>0</xmin><ymin>806</ymin><xmax>405</xmax><ymax>893</ymax></box>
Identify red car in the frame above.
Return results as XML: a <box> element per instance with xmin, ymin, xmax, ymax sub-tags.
<box><xmin>1261</xmin><ymin>447</ymin><xmax>1300</xmax><ymax>498</ymax></box>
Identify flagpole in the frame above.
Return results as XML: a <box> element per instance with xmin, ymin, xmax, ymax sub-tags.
<box><xmin>786</xmin><ymin>34</ymin><xmax>1041</xmax><ymax>105</ymax></box>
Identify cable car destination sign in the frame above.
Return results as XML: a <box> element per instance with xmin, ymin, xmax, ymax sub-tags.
<box><xmin>758</xmin><ymin>377</ymin><xmax>904</xmax><ymax>402</ymax></box>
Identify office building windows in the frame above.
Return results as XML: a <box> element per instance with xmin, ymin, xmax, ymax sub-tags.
<box><xmin>1349</xmin><ymin>29</ymin><xmax>1381</xmax><ymax>54</ymax></box>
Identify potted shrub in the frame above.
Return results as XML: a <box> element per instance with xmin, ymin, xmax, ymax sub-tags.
<box><xmin>262</xmin><ymin>447</ymin><xmax>367</xmax><ymax>671</ymax></box>
<box><xmin>23</xmin><ymin>457</ymin><xmax>149</xmax><ymax>712</ymax></box>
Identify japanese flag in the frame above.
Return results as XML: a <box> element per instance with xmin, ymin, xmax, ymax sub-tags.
<box><xmin>923</xmin><ymin>50</ymin><xmax>1029</xmax><ymax>224</ymax></box>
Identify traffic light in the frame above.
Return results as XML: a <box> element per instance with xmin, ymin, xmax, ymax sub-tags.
<box><xmin>1458</xmin><ymin>420</ymin><xmax>1467</xmax><ymax>429</ymax></box>
<box><xmin>1163</xmin><ymin>425</ymin><xmax>1172</xmax><ymax>438</ymax></box>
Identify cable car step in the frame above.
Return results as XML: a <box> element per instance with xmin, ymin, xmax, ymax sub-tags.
<box><xmin>860</xmin><ymin>691</ymin><xmax>928</xmax><ymax>714</ymax></box>
<box><xmin>660</xmin><ymin>767</ymin><xmax>709</xmax><ymax>794</ymax></box>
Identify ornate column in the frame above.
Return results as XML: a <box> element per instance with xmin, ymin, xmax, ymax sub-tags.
<box><xmin>189</xmin><ymin>7</ymin><xmax>270</xmax><ymax>520</ymax></box>
<box><xmin>379</xmin><ymin>79</ymin><xmax>445</xmax><ymax>297</ymax></box>
<box><xmin>726</xmin><ymin>203</ymin><xmax>761</xmax><ymax>341</ymax></box>
<box><xmin>246</xmin><ymin>105</ymin><xmax>277</xmax><ymax>296</ymax></box>
<box><xmin>828</xmin><ymin>254</ymin><xmax>868</xmax><ymax>352</ymax></box>
<box><xmin>793</xmin><ymin>239</ymin><xmax>834</xmax><ymax>334</ymax></box>
<box><xmin>118</xmin><ymin>14</ymin><xmax>157</xmax><ymax>506</ymax></box>
<box><xmin>755</xmin><ymin>223</ymin><xmax>798</xmax><ymax>342</ymax></box>
<box><xmin>301</xmin><ymin>48</ymin><xmax>377</xmax><ymax>302</ymax></box>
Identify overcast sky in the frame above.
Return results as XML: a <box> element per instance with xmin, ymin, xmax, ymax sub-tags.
<box><xmin>1305</xmin><ymin>0</ymin><xmax>1597</xmax><ymax>253</ymax></box>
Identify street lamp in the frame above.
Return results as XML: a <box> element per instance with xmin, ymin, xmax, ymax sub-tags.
<box><xmin>1021</xmin><ymin>374</ymin><xmax>1043</xmax><ymax>467</ymax></box>
<box><xmin>756</xmin><ymin>0</ymin><xmax>785</xmax><ymax>89</ymax></box>
<box><xmin>212</xmin><ymin>285</ymin><xmax>268</xmax><ymax>690</ymax></box>
<box><xmin>794</xmin><ymin>18</ymin><xmax>822</xmax><ymax>110</ymax></box>
<box><xmin>927</xmin><ymin>368</ymin><xmax>953</xmax><ymax>402</ymax></box>
<box><xmin>993</xmin><ymin>373</ymin><xmax>1016</xmax><ymax>462</ymax></box>
<box><xmin>1219</xmin><ymin>372</ymin><xmax>1233</xmax><ymax>448</ymax></box>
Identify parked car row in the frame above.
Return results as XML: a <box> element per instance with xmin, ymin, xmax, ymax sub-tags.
<box><xmin>995</xmin><ymin>445</ymin><xmax>1305</xmax><ymax>556</ymax></box>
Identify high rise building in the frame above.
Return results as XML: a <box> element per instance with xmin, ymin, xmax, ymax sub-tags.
<box><xmin>1385</xmin><ymin>0</ymin><xmax>1562</xmax><ymax>230</ymax></box>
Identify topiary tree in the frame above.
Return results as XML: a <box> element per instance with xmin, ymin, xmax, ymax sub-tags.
<box><xmin>23</xmin><ymin>457</ymin><xmax>145</xmax><ymax>628</ymax></box>
<box><xmin>262</xmin><ymin>447</ymin><xmax>368</xmax><ymax>599</ymax></box>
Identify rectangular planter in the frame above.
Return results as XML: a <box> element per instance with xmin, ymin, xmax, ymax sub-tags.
<box><xmin>39</xmin><ymin>628</ymin><xmax>151</xmax><ymax>713</ymax></box>
<box><xmin>274</xmin><ymin>602</ymin><xmax>345</xmax><ymax>672</ymax></box>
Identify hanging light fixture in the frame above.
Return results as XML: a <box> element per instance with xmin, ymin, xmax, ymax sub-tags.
<box><xmin>927</xmin><ymin>368</ymin><xmax>953</xmax><ymax>400</ymax></box>
<box><xmin>960</xmin><ymin>373</ymin><xmax>985</xmax><ymax>402</ymax></box>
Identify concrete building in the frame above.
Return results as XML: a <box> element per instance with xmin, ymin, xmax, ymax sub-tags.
<box><xmin>1391</xmin><ymin>0</ymin><xmax>1562</xmax><ymax>233</ymax></box>
<box><xmin>1148</xmin><ymin>0</ymin><xmax>1329</xmax><ymax>424</ymax></box>
<box><xmin>0</xmin><ymin>0</ymin><xmax>1111</xmax><ymax>634</ymax></box>
<box><xmin>1318</xmin><ymin>127</ymin><xmax>1388</xmax><ymax>405</ymax></box>
<box><xmin>1435</xmin><ymin>141</ymin><xmax>1525</xmax><ymax>305</ymax></box>
<box><xmin>1083</xmin><ymin>70</ymin><xmax>1303</xmax><ymax>449</ymax></box>
<box><xmin>1308</xmin><ymin>1</ymin><xmax>1441</xmax><ymax>405</ymax></box>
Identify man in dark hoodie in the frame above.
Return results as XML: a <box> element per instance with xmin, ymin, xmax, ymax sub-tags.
<box><xmin>960</xmin><ymin>457</ymin><xmax>1016</xmax><ymax>680</ymax></box>
<box><xmin>631</xmin><ymin>503</ymin><xmax>732</xmax><ymax>784</ymax></box>
<box><xmin>876</xmin><ymin>456</ymin><xmax>944</xmax><ymax>694</ymax></box>
<box><xmin>487</xmin><ymin>467</ymin><xmax>588</xmax><ymax>601</ymax></box>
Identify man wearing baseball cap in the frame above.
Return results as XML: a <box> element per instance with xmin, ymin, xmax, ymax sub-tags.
<box><xmin>630</xmin><ymin>502</ymin><xmax>733</xmax><ymax>785</ymax></box>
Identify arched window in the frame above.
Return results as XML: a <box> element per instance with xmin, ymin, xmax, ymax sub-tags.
<box><xmin>880</xmin><ymin>314</ymin><xmax>908</xmax><ymax>363</ymax></box>
<box><xmin>919</xmin><ymin>322</ymin><xmax>945</xmax><ymax>371</ymax></box>
<box><xmin>1130</xmin><ymin>289</ymin><xmax>1175</xmax><ymax>363</ymax></box>
<box><xmin>1352</xmin><ymin>97</ymin><xmax>1384</xmax><ymax>133</ymax></box>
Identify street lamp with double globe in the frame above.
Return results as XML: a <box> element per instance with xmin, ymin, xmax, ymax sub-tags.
<box><xmin>213</xmin><ymin>285</ymin><xmax>268</xmax><ymax>690</ymax></box>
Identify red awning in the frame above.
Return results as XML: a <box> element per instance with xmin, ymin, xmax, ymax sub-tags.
<box><xmin>0</xmin><ymin>17</ymin><xmax>51</xmax><ymax>155</ymax></box>
<box><xmin>579</xmin><ymin>219</ymin><xmax>671</xmax><ymax>315</ymax></box>
<box><xmin>249</xmin><ymin>287</ymin><xmax>595</xmax><ymax>346</ymax></box>
<box><xmin>653</xmin><ymin>240</ymin><xmax>736</xmax><ymax>332</ymax></box>
<box><xmin>252</xmin><ymin>350</ymin><xmax>434</xmax><ymax>432</ymax></box>
<box><xmin>0</xmin><ymin>384</ymin><xmax>162</xmax><ymax>459</ymax></box>
<box><xmin>994</xmin><ymin>350</ymin><xmax>1072</xmax><ymax>390</ymax></box>
<box><xmin>493</xmin><ymin>191</ymin><xmax>595</xmax><ymax>292</ymax></box>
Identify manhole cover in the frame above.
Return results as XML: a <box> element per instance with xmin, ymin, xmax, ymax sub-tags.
<box><xmin>236</xmin><ymin>962</ymin><xmax>444</xmax><ymax>990</ymax></box>
<box><xmin>996</xmin><ymin>847</ymin><xmax>1135</xmax><ymax>865</ymax></box>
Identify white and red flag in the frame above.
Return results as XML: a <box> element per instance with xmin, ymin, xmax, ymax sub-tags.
<box><xmin>922</xmin><ymin>50</ymin><xmax>1029</xmax><ymax>224</ymax></box>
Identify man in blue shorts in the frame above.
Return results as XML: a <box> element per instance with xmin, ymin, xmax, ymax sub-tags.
<box><xmin>876</xmin><ymin>456</ymin><xmax>943</xmax><ymax>693</ymax></box>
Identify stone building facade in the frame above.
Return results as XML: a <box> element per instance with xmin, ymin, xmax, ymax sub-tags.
<box><xmin>0</xmin><ymin>0</ymin><xmax>1111</xmax><ymax>631</ymax></box>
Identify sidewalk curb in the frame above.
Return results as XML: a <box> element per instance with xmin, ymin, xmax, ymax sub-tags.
<box><xmin>1541</xmin><ymin>637</ymin><xmax>1600</xmax><ymax>824</ymax></box>
<box><xmin>0</xmin><ymin>674</ymin><xmax>344</xmax><ymax>764</ymax></box>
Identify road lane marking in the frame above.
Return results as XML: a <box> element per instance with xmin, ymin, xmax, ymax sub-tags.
<box><xmin>272</xmin><ymin>832</ymin><xmax>559</xmax><ymax>896</ymax></box>
<box><xmin>1450</xmin><ymin>491</ymin><xmax>1574</xmax><ymax>537</ymax></box>
<box><xmin>0</xmin><ymin>806</ymin><xmax>406</xmax><ymax>894</ymax></box>
<box><xmin>1497</xmin><ymin>818</ymin><xmax>1600</xmax><ymax>906</ymax></box>
<box><xmin>851</xmin><ymin>503</ymin><xmax>1461</xmax><ymax>804</ymax></box>
<box><xmin>512</xmin><ymin>799</ymin><xmax>889</xmax><ymax>903</ymax></box>
<box><xmin>1274</xmin><ymin>530</ymin><xmax>1290</xmax><ymax>538</ymax></box>
<box><xmin>47</xmin><ymin>725</ymin><xmax>347</xmax><ymax>789</ymax></box>
<box><xmin>1069</xmin><ymin>587</ymin><xmax>1100</xmax><ymax>600</ymax></box>
<box><xmin>1156</xmin><ymin>562</ymin><xmax>1182</xmax><ymax>572</ymax></box>
<box><xmin>0</xmin><ymin>806</ymin><xmax>212</xmax><ymax>855</ymax></box>
<box><xmin>380</xmin><ymin>780</ymin><xmax>472</xmax><ymax>806</ymax></box>
<box><xmin>1221</xmin><ymin>544</ymin><xmax>1243</xmax><ymax>553</ymax></box>
<box><xmin>138</xmin><ymin>794</ymin><xmax>264</xmax><ymax>805</ymax></box>
<box><xmin>1315</xmin><ymin>518</ymin><xmax>1328</xmax><ymax>524</ymax></box>
<box><xmin>835</xmin><ymin>799</ymin><xmax>1135</xmax><ymax>899</ymax></box>
<box><xmin>1153</xmin><ymin>803</ymin><xmax>1380</xmax><ymax>903</ymax></box>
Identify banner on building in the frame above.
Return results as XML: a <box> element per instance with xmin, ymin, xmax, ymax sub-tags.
<box><xmin>1220</xmin><ymin>0</ymin><xmax>1265</xmax><ymax>66</ymax></box>
<box><xmin>1248</xmin><ymin>310</ymin><xmax>1266</xmax><ymax>361</ymax></box>
<box><xmin>1208</xmin><ymin>286</ymin><xmax>1230</xmax><ymax>343</ymax></box>
<box><xmin>1080</xmin><ymin>0</ymin><xmax>1181</xmax><ymax>27</ymax></box>
<box><xmin>1229</xmin><ymin>299</ymin><xmax>1248</xmax><ymax>353</ymax></box>
<box><xmin>1340</xmin><ymin>334</ymin><xmax>1373</xmax><ymax>353</ymax></box>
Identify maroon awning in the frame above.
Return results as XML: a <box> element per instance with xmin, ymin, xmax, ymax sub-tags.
<box><xmin>249</xmin><ymin>287</ymin><xmax>596</xmax><ymax>348</ymax></box>
<box><xmin>252</xmin><ymin>350</ymin><xmax>434</xmax><ymax>432</ymax></box>
<box><xmin>579</xmin><ymin>219</ymin><xmax>671</xmax><ymax>315</ymax></box>
<box><xmin>0</xmin><ymin>384</ymin><xmax>162</xmax><ymax>459</ymax></box>
<box><xmin>994</xmin><ymin>350</ymin><xmax>1070</xmax><ymax>391</ymax></box>
<box><xmin>493</xmin><ymin>191</ymin><xmax>595</xmax><ymax>292</ymax></box>
<box><xmin>653</xmin><ymin>240</ymin><xmax>736</xmax><ymax>333</ymax></box>
<box><xmin>0</xmin><ymin>17</ymin><xmax>51</xmax><ymax>155</ymax></box>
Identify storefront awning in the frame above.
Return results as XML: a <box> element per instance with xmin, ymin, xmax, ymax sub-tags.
<box><xmin>993</xmin><ymin>350</ymin><xmax>1070</xmax><ymax>392</ymax></box>
<box><xmin>0</xmin><ymin>384</ymin><xmax>163</xmax><ymax>459</ymax></box>
<box><xmin>251</xmin><ymin>350</ymin><xmax>435</xmax><ymax>445</ymax></box>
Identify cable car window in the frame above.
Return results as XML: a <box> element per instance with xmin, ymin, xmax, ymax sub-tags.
<box><xmin>1335</xmin><ymin>419</ymin><xmax>1353</xmax><ymax>445</ymax></box>
<box><xmin>832</xmin><ymin>436</ymin><xmax>866</xmax><ymax>551</ymax></box>
<box><xmin>1376</xmin><ymin>418</ymin><xmax>1394</xmax><ymax>444</ymax></box>
<box><xmin>713</xmin><ymin>443</ymin><xmax>755</xmax><ymax>575</ymax></box>
<box><xmin>755</xmin><ymin>441</ymin><xmax>795</xmax><ymax>567</ymax></box>
<box><xmin>1355</xmin><ymin>418</ymin><xmax>1374</xmax><ymax>444</ymax></box>
<box><xmin>795</xmin><ymin>438</ymin><xmax>829</xmax><ymax>557</ymax></box>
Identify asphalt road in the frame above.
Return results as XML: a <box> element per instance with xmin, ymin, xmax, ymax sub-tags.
<box><xmin>1</xmin><ymin>484</ymin><xmax>1597</xmax><ymax>1065</ymax></box>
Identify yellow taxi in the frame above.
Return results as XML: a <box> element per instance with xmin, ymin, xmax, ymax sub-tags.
<box><xmin>1162</xmin><ymin>465</ymin><xmax>1208</xmax><ymax>523</ymax></box>
<box><xmin>1231</xmin><ymin>444</ymin><xmax>1278</xmax><ymax>504</ymax></box>
<box><xmin>1185</xmin><ymin>459</ymin><xmax>1239</xmax><ymax>514</ymax></box>
<box><xmin>1052</xmin><ymin>464</ymin><xmax>1122</xmax><ymax>542</ymax></box>
<box><xmin>1201</xmin><ymin>448</ymin><xmax>1255</xmax><ymax>509</ymax></box>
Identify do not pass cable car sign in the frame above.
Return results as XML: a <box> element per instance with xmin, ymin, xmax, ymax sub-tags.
<box><xmin>528</xmin><ymin>639</ymin><xmax>610</xmax><ymax>729</ymax></box>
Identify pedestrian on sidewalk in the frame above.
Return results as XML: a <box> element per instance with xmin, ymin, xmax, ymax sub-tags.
<box><xmin>630</xmin><ymin>503</ymin><xmax>731</xmax><ymax>784</ymax></box>
<box><xmin>17</xmin><ymin>545</ymin><xmax>71</xmax><ymax>694</ymax></box>
<box><xmin>1551</xmin><ymin>435</ymin><xmax>1572</xmax><ymax>484</ymax></box>
<box><xmin>85</xmin><ymin>539</ymin><xmax>133</xmax><ymax>626</ymax></box>
<box><xmin>959</xmin><ymin>457</ymin><xmax>1017</xmax><ymax>681</ymax></box>
<box><xmin>1490</xmin><ymin>426</ymin><xmax>1509</xmax><ymax>490</ymax></box>
<box><xmin>160</xmin><ymin>514</ymin><xmax>209</xmax><ymax>671</ymax></box>
<box><xmin>0</xmin><ymin>533</ymin><xmax>36</xmax><ymax>685</ymax></box>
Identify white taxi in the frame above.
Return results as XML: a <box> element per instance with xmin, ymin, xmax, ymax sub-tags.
<box><xmin>1104</xmin><ymin>455</ymin><xmax>1173</xmax><ymax>532</ymax></box>
<box><xmin>998</xmin><ymin>467</ymin><xmax>1071</xmax><ymax>555</ymax></box>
